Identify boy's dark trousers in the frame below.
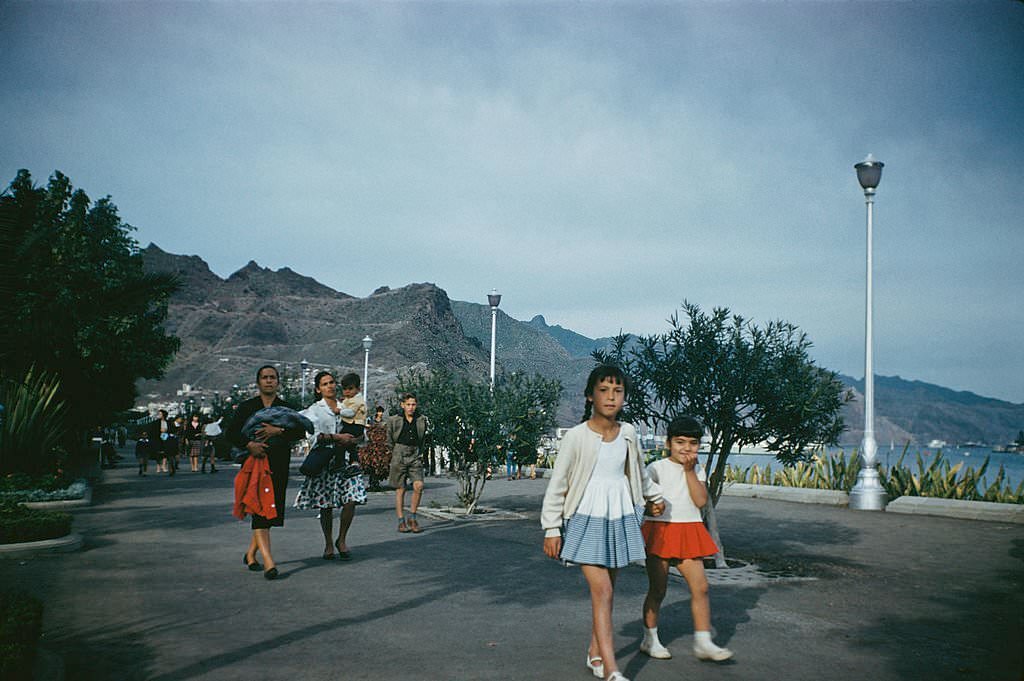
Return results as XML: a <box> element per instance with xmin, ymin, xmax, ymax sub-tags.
<box><xmin>201</xmin><ymin>442</ymin><xmax>217</xmax><ymax>473</ymax></box>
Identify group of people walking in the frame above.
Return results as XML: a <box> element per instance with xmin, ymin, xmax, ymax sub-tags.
<box><xmin>224</xmin><ymin>362</ymin><xmax>732</xmax><ymax>677</ymax></box>
<box><xmin>228</xmin><ymin>365</ymin><xmax>431</xmax><ymax>580</ymax></box>
<box><xmin>137</xmin><ymin>409</ymin><xmax>220</xmax><ymax>476</ymax></box>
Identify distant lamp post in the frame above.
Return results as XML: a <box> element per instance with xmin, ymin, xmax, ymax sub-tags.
<box><xmin>300</xmin><ymin>359</ymin><xmax>309</xmax><ymax>405</ymax></box>
<box><xmin>850</xmin><ymin>154</ymin><xmax>888</xmax><ymax>511</ymax></box>
<box><xmin>488</xmin><ymin>288</ymin><xmax>502</xmax><ymax>387</ymax></box>
<box><xmin>362</xmin><ymin>335</ymin><xmax>373</xmax><ymax>406</ymax></box>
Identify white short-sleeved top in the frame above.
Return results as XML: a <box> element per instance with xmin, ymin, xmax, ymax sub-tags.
<box><xmin>644</xmin><ymin>457</ymin><xmax>707</xmax><ymax>523</ymax></box>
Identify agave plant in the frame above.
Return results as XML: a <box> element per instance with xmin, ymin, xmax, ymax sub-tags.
<box><xmin>0</xmin><ymin>368</ymin><xmax>68</xmax><ymax>476</ymax></box>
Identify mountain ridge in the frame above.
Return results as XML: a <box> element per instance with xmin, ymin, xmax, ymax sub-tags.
<box><xmin>140</xmin><ymin>245</ymin><xmax>1023</xmax><ymax>444</ymax></box>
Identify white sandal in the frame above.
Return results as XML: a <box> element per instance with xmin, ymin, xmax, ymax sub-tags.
<box><xmin>585</xmin><ymin>652</ymin><xmax>604</xmax><ymax>679</ymax></box>
<box><xmin>606</xmin><ymin>672</ymin><xmax>630</xmax><ymax>681</ymax></box>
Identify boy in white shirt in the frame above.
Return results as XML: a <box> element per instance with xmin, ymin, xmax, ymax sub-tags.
<box><xmin>640</xmin><ymin>415</ymin><xmax>733</xmax><ymax>662</ymax></box>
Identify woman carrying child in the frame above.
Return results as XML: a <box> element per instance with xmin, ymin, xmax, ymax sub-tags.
<box><xmin>541</xmin><ymin>365</ymin><xmax>665</xmax><ymax>681</ymax></box>
<box><xmin>639</xmin><ymin>415</ymin><xmax>733</xmax><ymax>662</ymax></box>
<box><xmin>294</xmin><ymin>371</ymin><xmax>368</xmax><ymax>561</ymax></box>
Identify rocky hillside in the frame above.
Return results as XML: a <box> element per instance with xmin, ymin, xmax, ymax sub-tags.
<box><xmin>838</xmin><ymin>375</ymin><xmax>1024</xmax><ymax>447</ymax></box>
<box><xmin>140</xmin><ymin>245</ymin><xmax>1023</xmax><ymax>444</ymax></box>
<box><xmin>139</xmin><ymin>244</ymin><xmax>489</xmax><ymax>407</ymax></box>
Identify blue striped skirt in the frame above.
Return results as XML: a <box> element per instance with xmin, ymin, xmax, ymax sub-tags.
<box><xmin>560</xmin><ymin>505</ymin><xmax>646</xmax><ymax>568</ymax></box>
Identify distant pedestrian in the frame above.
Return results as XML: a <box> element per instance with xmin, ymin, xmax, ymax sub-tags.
<box><xmin>136</xmin><ymin>433</ymin><xmax>151</xmax><ymax>476</ymax></box>
<box><xmin>184</xmin><ymin>414</ymin><xmax>204</xmax><ymax>472</ymax></box>
<box><xmin>385</xmin><ymin>393</ymin><xmax>429</xmax><ymax>533</ymax></box>
<box><xmin>639</xmin><ymin>415</ymin><xmax>732</xmax><ymax>663</ymax></box>
<box><xmin>148</xmin><ymin>410</ymin><xmax>176</xmax><ymax>475</ymax></box>
<box><xmin>372</xmin><ymin>405</ymin><xmax>385</xmax><ymax>425</ymax></box>
<box><xmin>226</xmin><ymin>365</ymin><xmax>307</xmax><ymax>580</ymax></box>
<box><xmin>202</xmin><ymin>417</ymin><xmax>222</xmax><ymax>473</ymax></box>
<box><xmin>541</xmin><ymin>364</ymin><xmax>665</xmax><ymax>681</ymax></box>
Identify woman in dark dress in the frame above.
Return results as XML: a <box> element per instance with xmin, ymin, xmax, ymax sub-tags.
<box><xmin>226</xmin><ymin>365</ymin><xmax>304</xmax><ymax>580</ymax></box>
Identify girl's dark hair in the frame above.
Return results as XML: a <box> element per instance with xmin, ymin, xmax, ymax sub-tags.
<box><xmin>255</xmin><ymin>364</ymin><xmax>279</xmax><ymax>382</ymax></box>
<box><xmin>340</xmin><ymin>372</ymin><xmax>361</xmax><ymax>389</ymax></box>
<box><xmin>313</xmin><ymin>370</ymin><xmax>335</xmax><ymax>399</ymax></box>
<box><xmin>581</xmin><ymin>364</ymin><xmax>630</xmax><ymax>422</ymax></box>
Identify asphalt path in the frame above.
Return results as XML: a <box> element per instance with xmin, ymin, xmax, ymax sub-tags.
<box><xmin>4</xmin><ymin>456</ymin><xmax>1022</xmax><ymax>681</ymax></box>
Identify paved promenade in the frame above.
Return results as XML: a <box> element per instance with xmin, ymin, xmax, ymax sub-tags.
<box><xmin>3</xmin><ymin>455</ymin><xmax>1022</xmax><ymax>681</ymax></box>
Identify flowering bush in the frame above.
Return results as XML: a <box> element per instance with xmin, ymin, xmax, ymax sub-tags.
<box><xmin>360</xmin><ymin>424</ymin><xmax>391</xmax><ymax>490</ymax></box>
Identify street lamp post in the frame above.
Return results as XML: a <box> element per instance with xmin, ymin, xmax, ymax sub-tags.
<box><xmin>362</xmin><ymin>336</ymin><xmax>373</xmax><ymax>406</ymax></box>
<box><xmin>300</xmin><ymin>359</ymin><xmax>309</xmax><ymax>406</ymax></box>
<box><xmin>488</xmin><ymin>289</ymin><xmax>502</xmax><ymax>387</ymax></box>
<box><xmin>849</xmin><ymin>153</ymin><xmax>888</xmax><ymax>511</ymax></box>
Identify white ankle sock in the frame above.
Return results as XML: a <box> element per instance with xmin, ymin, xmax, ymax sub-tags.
<box><xmin>694</xmin><ymin>630</ymin><xmax>712</xmax><ymax>645</ymax></box>
<box><xmin>643</xmin><ymin>627</ymin><xmax>662</xmax><ymax>645</ymax></box>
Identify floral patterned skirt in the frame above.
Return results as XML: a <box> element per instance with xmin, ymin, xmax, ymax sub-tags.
<box><xmin>294</xmin><ymin>470</ymin><xmax>368</xmax><ymax>509</ymax></box>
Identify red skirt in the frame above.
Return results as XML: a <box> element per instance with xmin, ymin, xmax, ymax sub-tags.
<box><xmin>642</xmin><ymin>521</ymin><xmax>719</xmax><ymax>560</ymax></box>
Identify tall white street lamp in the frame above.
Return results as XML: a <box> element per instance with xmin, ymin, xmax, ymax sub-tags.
<box><xmin>487</xmin><ymin>289</ymin><xmax>502</xmax><ymax>387</ymax></box>
<box><xmin>362</xmin><ymin>336</ymin><xmax>373</xmax><ymax>406</ymax></box>
<box><xmin>849</xmin><ymin>154</ymin><xmax>888</xmax><ymax>511</ymax></box>
<box><xmin>300</xmin><ymin>359</ymin><xmax>309</xmax><ymax>405</ymax></box>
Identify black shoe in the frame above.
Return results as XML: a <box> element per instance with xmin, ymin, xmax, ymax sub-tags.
<box><xmin>244</xmin><ymin>554</ymin><xmax>262</xmax><ymax>571</ymax></box>
<box><xmin>264</xmin><ymin>567</ymin><xmax>279</xmax><ymax>580</ymax></box>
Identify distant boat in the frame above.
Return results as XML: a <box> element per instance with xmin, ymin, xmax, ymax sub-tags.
<box><xmin>993</xmin><ymin>444</ymin><xmax>1023</xmax><ymax>454</ymax></box>
<box><xmin>927</xmin><ymin>439</ymin><xmax>948</xmax><ymax>449</ymax></box>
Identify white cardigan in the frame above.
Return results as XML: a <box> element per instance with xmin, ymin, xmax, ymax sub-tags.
<box><xmin>540</xmin><ymin>421</ymin><xmax>663</xmax><ymax>538</ymax></box>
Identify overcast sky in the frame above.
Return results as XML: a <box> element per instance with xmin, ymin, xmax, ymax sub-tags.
<box><xmin>3</xmin><ymin>1</ymin><xmax>1022</xmax><ymax>402</ymax></box>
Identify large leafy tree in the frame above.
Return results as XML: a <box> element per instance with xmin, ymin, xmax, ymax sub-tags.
<box><xmin>594</xmin><ymin>301</ymin><xmax>849</xmax><ymax>507</ymax></box>
<box><xmin>0</xmin><ymin>170</ymin><xmax>180</xmax><ymax>442</ymax></box>
<box><xmin>396</xmin><ymin>370</ymin><xmax>560</xmax><ymax>513</ymax></box>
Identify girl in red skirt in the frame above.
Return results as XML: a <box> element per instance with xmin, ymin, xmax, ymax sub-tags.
<box><xmin>640</xmin><ymin>415</ymin><xmax>733</xmax><ymax>662</ymax></box>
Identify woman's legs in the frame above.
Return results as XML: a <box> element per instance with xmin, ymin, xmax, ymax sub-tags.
<box><xmin>190</xmin><ymin>455</ymin><xmax>199</xmax><ymax>472</ymax></box>
<box><xmin>253</xmin><ymin>528</ymin><xmax>275</xmax><ymax>570</ymax></box>
<box><xmin>581</xmin><ymin>565</ymin><xmax>619</xmax><ymax>677</ymax></box>
<box><xmin>336</xmin><ymin>501</ymin><xmax>356</xmax><ymax>552</ymax></box>
<box><xmin>319</xmin><ymin>507</ymin><xmax>335</xmax><ymax>555</ymax></box>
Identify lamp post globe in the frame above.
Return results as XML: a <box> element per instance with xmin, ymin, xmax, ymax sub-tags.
<box><xmin>488</xmin><ymin>289</ymin><xmax>501</xmax><ymax>387</ymax></box>
<box><xmin>300</xmin><ymin>359</ymin><xmax>309</xmax><ymax>406</ymax></box>
<box><xmin>849</xmin><ymin>154</ymin><xmax>888</xmax><ymax>511</ymax></box>
<box><xmin>362</xmin><ymin>335</ymin><xmax>373</xmax><ymax>406</ymax></box>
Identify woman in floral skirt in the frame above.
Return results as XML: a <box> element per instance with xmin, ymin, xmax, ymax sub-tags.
<box><xmin>295</xmin><ymin>371</ymin><xmax>367</xmax><ymax>561</ymax></box>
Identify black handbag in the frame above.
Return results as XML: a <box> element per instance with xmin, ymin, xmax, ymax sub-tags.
<box><xmin>299</xmin><ymin>445</ymin><xmax>334</xmax><ymax>477</ymax></box>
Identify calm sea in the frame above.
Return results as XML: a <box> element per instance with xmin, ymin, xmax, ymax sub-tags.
<box><xmin>713</xmin><ymin>446</ymin><xmax>1024</xmax><ymax>491</ymax></box>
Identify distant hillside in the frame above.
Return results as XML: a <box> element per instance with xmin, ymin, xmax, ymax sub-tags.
<box><xmin>838</xmin><ymin>374</ymin><xmax>1024</xmax><ymax>447</ymax></box>
<box><xmin>139</xmin><ymin>244</ymin><xmax>488</xmax><ymax>407</ymax></box>
<box><xmin>139</xmin><ymin>245</ymin><xmax>1023</xmax><ymax>443</ymax></box>
<box><xmin>525</xmin><ymin>315</ymin><xmax>611</xmax><ymax>358</ymax></box>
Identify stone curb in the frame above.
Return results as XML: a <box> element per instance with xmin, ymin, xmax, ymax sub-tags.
<box><xmin>722</xmin><ymin>482</ymin><xmax>849</xmax><ymax>506</ymax></box>
<box><xmin>0</xmin><ymin>532</ymin><xmax>84</xmax><ymax>559</ymax></box>
<box><xmin>721</xmin><ymin>482</ymin><xmax>1023</xmax><ymax>523</ymax></box>
<box><xmin>885</xmin><ymin>496</ymin><xmax>1024</xmax><ymax>524</ymax></box>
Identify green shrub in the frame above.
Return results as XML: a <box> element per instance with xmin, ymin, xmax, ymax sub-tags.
<box><xmin>725</xmin><ymin>448</ymin><xmax>1024</xmax><ymax>504</ymax></box>
<box><xmin>0</xmin><ymin>500</ymin><xmax>72</xmax><ymax>544</ymax></box>
<box><xmin>0</xmin><ymin>368</ymin><xmax>68</xmax><ymax>477</ymax></box>
<box><xmin>0</xmin><ymin>590</ymin><xmax>43</xmax><ymax>681</ymax></box>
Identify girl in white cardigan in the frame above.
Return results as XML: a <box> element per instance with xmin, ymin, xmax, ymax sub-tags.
<box><xmin>541</xmin><ymin>365</ymin><xmax>665</xmax><ymax>681</ymax></box>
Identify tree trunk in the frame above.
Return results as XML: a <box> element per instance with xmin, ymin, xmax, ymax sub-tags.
<box><xmin>702</xmin><ymin>491</ymin><xmax>728</xmax><ymax>569</ymax></box>
<box><xmin>704</xmin><ymin>440</ymin><xmax>735</xmax><ymax>569</ymax></box>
